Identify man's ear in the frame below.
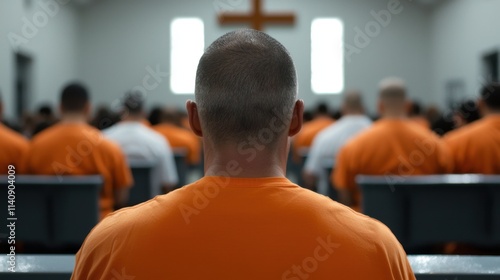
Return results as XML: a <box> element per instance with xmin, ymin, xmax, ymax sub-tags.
<box><xmin>288</xmin><ymin>100</ymin><xmax>304</xmax><ymax>137</ymax></box>
<box><xmin>186</xmin><ymin>100</ymin><xmax>203</xmax><ymax>137</ymax></box>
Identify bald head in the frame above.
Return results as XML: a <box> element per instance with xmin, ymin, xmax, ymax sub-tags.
<box><xmin>379</xmin><ymin>77</ymin><xmax>406</xmax><ymax>101</ymax></box>
<box><xmin>342</xmin><ymin>90</ymin><xmax>364</xmax><ymax>114</ymax></box>
<box><xmin>378</xmin><ymin>77</ymin><xmax>408</xmax><ymax>117</ymax></box>
<box><xmin>195</xmin><ymin>29</ymin><xmax>297</xmax><ymax>145</ymax></box>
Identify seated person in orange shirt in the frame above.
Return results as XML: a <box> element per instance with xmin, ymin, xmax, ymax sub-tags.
<box><xmin>26</xmin><ymin>83</ymin><xmax>133</xmax><ymax>219</ymax></box>
<box><xmin>333</xmin><ymin>78</ymin><xmax>452</xmax><ymax>211</ymax></box>
<box><xmin>72</xmin><ymin>30</ymin><xmax>414</xmax><ymax>280</ymax></box>
<box><xmin>0</xmin><ymin>92</ymin><xmax>29</xmax><ymax>174</ymax></box>
<box><xmin>153</xmin><ymin>107</ymin><xmax>201</xmax><ymax>165</ymax></box>
<box><xmin>293</xmin><ymin>103</ymin><xmax>334</xmax><ymax>159</ymax></box>
<box><xmin>444</xmin><ymin>83</ymin><xmax>500</xmax><ymax>174</ymax></box>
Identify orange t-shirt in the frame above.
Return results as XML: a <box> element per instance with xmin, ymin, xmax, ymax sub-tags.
<box><xmin>333</xmin><ymin>118</ymin><xmax>453</xmax><ymax>209</ymax></box>
<box><xmin>0</xmin><ymin>124</ymin><xmax>29</xmax><ymax>174</ymax></box>
<box><xmin>153</xmin><ymin>123</ymin><xmax>201</xmax><ymax>165</ymax></box>
<box><xmin>444</xmin><ymin>115</ymin><xmax>500</xmax><ymax>174</ymax></box>
<box><xmin>72</xmin><ymin>176</ymin><xmax>414</xmax><ymax>280</ymax></box>
<box><xmin>26</xmin><ymin>123</ymin><xmax>133</xmax><ymax>218</ymax></box>
<box><xmin>411</xmin><ymin>116</ymin><xmax>431</xmax><ymax>129</ymax></box>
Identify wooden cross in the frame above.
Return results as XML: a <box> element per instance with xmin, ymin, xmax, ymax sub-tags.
<box><xmin>218</xmin><ymin>0</ymin><xmax>295</xmax><ymax>31</ymax></box>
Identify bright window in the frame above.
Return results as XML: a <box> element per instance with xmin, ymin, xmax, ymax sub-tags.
<box><xmin>311</xmin><ymin>18</ymin><xmax>344</xmax><ymax>94</ymax></box>
<box><xmin>170</xmin><ymin>18</ymin><xmax>205</xmax><ymax>94</ymax></box>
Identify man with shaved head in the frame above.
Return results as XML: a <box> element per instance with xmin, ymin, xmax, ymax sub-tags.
<box><xmin>73</xmin><ymin>31</ymin><xmax>414</xmax><ymax>280</ymax></box>
<box><xmin>302</xmin><ymin>90</ymin><xmax>372</xmax><ymax>194</ymax></box>
<box><xmin>444</xmin><ymin>83</ymin><xmax>500</xmax><ymax>173</ymax></box>
<box><xmin>333</xmin><ymin>78</ymin><xmax>452</xmax><ymax>210</ymax></box>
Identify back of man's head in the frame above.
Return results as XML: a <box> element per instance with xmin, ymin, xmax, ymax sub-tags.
<box><xmin>195</xmin><ymin>29</ymin><xmax>297</xmax><ymax>146</ymax></box>
<box><xmin>60</xmin><ymin>83</ymin><xmax>89</xmax><ymax>113</ymax></box>
<box><xmin>481</xmin><ymin>83</ymin><xmax>500</xmax><ymax>112</ymax></box>
<box><xmin>122</xmin><ymin>91</ymin><xmax>144</xmax><ymax>117</ymax></box>
<box><xmin>379</xmin><ymin>77</ymin><xmax>406</xmax><ymax>101</ymax></box>
<box><xmin>342</xmin><ymin>90</ymin><xmax>364</xmax><ymax>114</ymax></box>
<box><xmin>378</xmin><ymin>77</ymin><xmax>407</xmax><ymax>116</ymax></box>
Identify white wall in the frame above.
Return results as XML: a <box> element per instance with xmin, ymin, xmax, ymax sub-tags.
<box><xmin>0</xmin><ymin>0</ymin><xmax>80</xmax><ymax>120</ymax></box>
<box><xmin>430</xmin><ymin>0</ymin><xmax>500</xmax><ymax>108</ymax></box>
<box><xmin>5</xmin><ymin>0</ymin><xmax>500</xmax><ymax>118</ymax></box>
<box><xmin>78</xmin><ymin>0</ymin><xmax>432</xmax><ymax>115</ymax></box>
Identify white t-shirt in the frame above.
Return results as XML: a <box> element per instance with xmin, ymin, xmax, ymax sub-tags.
<box><xmin>304</xmin><ymin>115</ymin><xmax>372</xmax><ymax>194</ymax></box>
<box><xmin>103</xmin><ymin>122</ymin><xmax>178</xmax><ymax>189</ymax></box>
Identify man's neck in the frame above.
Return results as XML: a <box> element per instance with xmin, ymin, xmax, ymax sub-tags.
<box><xmin>382</xmin><ymin>112</ymin><xmax>407</xmax><ymax>119</ymax></box>
<box><xmin>203</xmin><ymin>139</ymin><xmax>288</xmax><ymax>178</ymax></box>
<box><xmin>122</xmin><ymin>115</ymin><xmax>143</xmax><ymax>122</ymax></box>
<box><xmin>60</xmin><ymin>113</ymin><xmax>87</xmax><ymax>124</ymax></box>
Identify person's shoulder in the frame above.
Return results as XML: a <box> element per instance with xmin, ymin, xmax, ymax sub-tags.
<box><xmin>0</xmin><ymin>125</ymin><xmax>28</xmax><ymax>145</ymax></box>
<box><xmin>310</xmin><ymin>124</ymin><xmax>336</xmax><ymax>147</ymax></box>
<box><xmin>294</xmin><ymin>189</ymin><xmax>404</xmax><ymax>249</ymax></box>
<box><xmin>101</xmin><ymin>123</ymin><xmax>120</xmax><ymax>137</ymax></box>
<box><xmin>86</xmin><ymin>187</ymin><xmax>190</xmax><ymax>240</ymax></box>
<box><xmin>142</xmin><ymin>126</ymin><xmax>170</xmax><ymax>142</ymax></box>
<box><xmin>444</xmin><ymin>119</ymin><xmax>488</xmax><ymax>143</ymax></box>
<box><xmin>341</xmin><ymin>122</ymin><xmax>379</xmax><ymax>149</ymax></box>
<box><xmin>30</xmin><ymin>123</ymin><xmax>63</xmax><ymax>145</ymax></box>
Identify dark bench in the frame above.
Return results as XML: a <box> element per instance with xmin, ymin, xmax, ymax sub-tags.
<box><xmin>0</xmin><ymin>175</ymin><xmax>102</xmax><ymax>249</ymax></box>
<box><xmin>128</xmin><ymin>159</ymin><xmax>158</xmax><ymax>206</ymax></box>
<box><xmin>357</xmin><ymin>174</ymin><xmax>500</xmax><ymax>250</ymax></box>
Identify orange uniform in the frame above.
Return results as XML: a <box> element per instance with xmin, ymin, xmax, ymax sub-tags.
<box><xmin>333</xmin><ymin>119</ymin><xmax>453</xmax><ymax>209</ymax></box>
<box><xmin>294</xmin><ymin>117</ymin><xmax>334</xmax><ymax>152</ymax></box>
<box><xmin>0</xmin><ymin>124</ymin><xmax>29</xmax><ymax>174</ymax></box>
<box><xmin>26</xmin><ymin>123</ymin><xmax>133</xmax><ymax>218</ymax></box>
<box><xmin>72</xmin><ymin>176</ymin><xmax>414</xmax><ymax>280</ymax></box>
<box><xmin>411</xmin><ymin>116</ymin><xmax>431</xmax><ymax>129</ymax></box>
<box><xmin>153</xmin><ymin>123</ymin><xmax>201</xmax><ymax>165</ymax></box>
<box><xmin>444</xmin><ymin>115</ymin><xmax>500</xmax><ymax>174</ymax></box>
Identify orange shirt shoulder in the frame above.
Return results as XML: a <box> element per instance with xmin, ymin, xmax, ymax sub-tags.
<box><xmin>153</xmin><ymin>123</ymin><xmax>201</xmax><ymax>165</ymax></box>
<box><xmin>411</xmin><ymin>116</ymin><xmax>431</xmax><ymax>129</ymax></box>
<box><xmin>72</xmin><ymin>177</ymin><xmax>414</xmax><ymax>280</ymax></box>
<box><xmin>0</xmin><ymin>124</ymin><xmax>29</xmax><ymax>174</ymax></box>
<box><xmin>27</xmin><ymin>123</ymin><xmax>133</xmax><ymax>217</ymax></box>
<box><xmin>444</xmin><ymin>115</ymin><xmax>500</xmax><ymax>174</ymax></box>
<box><xmin>333</xmin><ymin>119</ymin><xmax>452</xmax><ymax>208</ymax></box>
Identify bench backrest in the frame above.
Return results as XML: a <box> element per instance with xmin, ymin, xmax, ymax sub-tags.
<box><xmin>0</xmin><ymin>175</ymin><xmax>102</xmax><ymax>248</ymax></box>
<box><xmin>357</xmin><ymin>174</ymin><xmax>500</xmax><ymax>249</ymax></box>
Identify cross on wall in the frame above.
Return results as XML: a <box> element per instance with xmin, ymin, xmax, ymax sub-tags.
<box><xmin>218</xmin><ymin>0</ymin><xmax>296</xmax><ymax>31</ymax></box>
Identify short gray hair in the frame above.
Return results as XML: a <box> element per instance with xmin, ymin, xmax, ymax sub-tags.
<box><xmin>379</xmin><ymin>77</ymin><xmax>406</xmax><ymax>101</ymax></box>
<box><xmin>195</xmin><ymin>29</ymin><xmax>297</xmax><ymax>145</ymax></box>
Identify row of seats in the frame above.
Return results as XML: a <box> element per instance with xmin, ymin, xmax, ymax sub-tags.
<box><xmin>0</xmin><ymin>154</ymin><xmax>187</xmax><ymax>251</ymax></box>
<box><xmin>2</xmin><ymin>173</ymin><xmax>499</xmax><ymax>252</ymax></box>
<box><xmin>1</xmin><ymin>254</ymin><xmax>499</xmax><ymax>279</ymax></box>
<box><xmin>358</xmin><ymin>174</ymin><xmax>500</xmax><ymax>251</ymax></box>
<box><xmin>0</xmin><ymin>175</ymin><xmax>102</xmax><ymax>248</ymax></box>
